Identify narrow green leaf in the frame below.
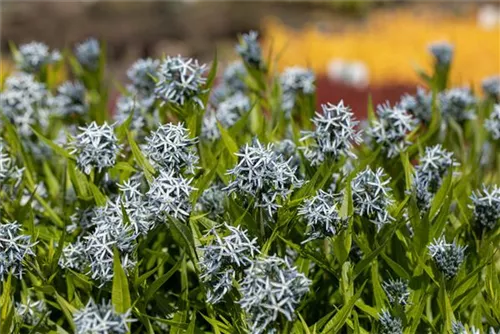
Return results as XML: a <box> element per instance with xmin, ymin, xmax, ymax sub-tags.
<box><xmin>112</xmin><ymin>249</ymin><xmax>132</xmax><ymax>314</ymax></box>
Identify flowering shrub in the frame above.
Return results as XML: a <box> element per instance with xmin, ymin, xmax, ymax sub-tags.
<box><xmin>0</xmin><ymin>32</ymin><xmax>499</xmax><ymax>334</ymax></box>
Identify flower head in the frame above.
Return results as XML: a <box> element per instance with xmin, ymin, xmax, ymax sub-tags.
<box><xmin>16</xmin><ymin>297</ymin><xmax>48</xmax><ymax>326</ymax></box>
<box><xmin>382</xmin><ymin>279</ymin><xmax>410</xmax><ymax>306</ymax></box>
<box><xmin>70</xmin><ymin>122</ymin><xmax>121</xmax><ymax>175</ymax></box>
<box><xmin>195</xmin><ymin>183</ymin><xmax>226</xmax><ymax>219</ymax></box>
<box><xmin>59</xmin><ymin>240</ymin><xmax>87</xmax><ymax>272</ymax></box>
<box><xmin>0</xmin><ymin>222</ymin><xmax>36</xmax><ymax>280</ymax></box>
<box><xmin>146</xmin><ymin>169</ymin><xmax>196</xmax><ymax>222</ymax></box>
<box><xmin>428</xmin><ymin>236</ymin><xmax>467</xmax><ymax>280</ymax></box>
<box><xmin>274</xmin><ymin>139</ymin><xmax>301</xmax><ymax>171</ymax></box>
<box><xmin>52</xmin><ymin>81</ymin><xmax>88</xmax><ymax>117</ymax></box>
<box><xmin>239</xmin><ymin>255</ymin><xmax>311</xmax><ymax>334</ymax></box>
<box><xmin>74</xmin><ymin>299</ymin><xmax>135</xmax><ymax>334</ymax></box>
<box><xmin>236</xmin><ymin>31</ymin><xmax>262</xmax><ymax>68</ymax></box>
<box><xmin>201</xmin><ymin>111</ymin><xmax>220</xmax><ymax>141</ymax></box>
<box><xmin>485</xmin><ymin>104</ymin><xmax>500</xmax><ymax>140</ymax></box>
<box><xmin>199</xmin><ymin>224</ymin><xmax>260</xmax><ymax>304</ymax></box>
<box><xmin>144</xmin><ymin>123</ymin><xmax>198</xmax><ymax>174</ymax></box>
<box><xmin>439</xmin><ymin>88</ymin><xmax>476</xmax><ymax>123</ymax></box>
<box><xmin>399</xmin><ymin>87</ymin><xmax>432</xmax><ymax>124</ymax></box>
<box><xmin>428</xmin><ymin>41</ymin><xmax>454</xmax><ymax>66</ymax></box>
<box><xmin>367</xmin><ymin>102</ymin><xmax>416</xmax><ymax>158</ymax></box>
<box><xmin>215</xmin><ymin>92</ymin><xmax>251</xmax><ymax>128</ymax></box>
<box><xmin>222</xmin><ymin>61</ymin><xmax>247</xmax><ymax>93</ymax></box>
<box><xmin>280</xmin><ymin>67</ymin><xmax>315</xmax><ymax>116</ymax></box>
<box><xmin>351</xmin><ymin>167</ymin><xmax>394</xmax><ymax>230</ymax></box>
<box><xmin>469</xmin><ymin>184</ymin><xmax>500</xmax><ymax>230</ymax></box>
<box><xmin>0</xmin><ymin>140</ymin><xmax>24</xmax><ymax>186</ymax></box>
<box><xmin>226</xmin><ymin>139</ymin><xmax>303</xmax><ymax>217</ymax></box>
<box><xmin>300</xmin><ymin>101</ymin><xmax>362</xmax><ymax>165</ymax></box>
<box><xmin>75</xmin><ymin>38</ymin><xmax>100</xmax><ymax>70</ymax></box>
<box><xmin>15</xmin><ymin>41</ymin><xmax>60</xmax><ymax>73</ymax></box>
<box><xmin>414</xmin><ymin>144</ymin><xmax>457</xmax><ymax>192</ymax></box>
<box><xmin>298</xmin><ymin>190</ymin><xmax>347</xmax><ymax>243</ymax></box>
<box><xmin>154</xmin><ymin>55</ymin><xmax>207</xmax><ymax>107</ymax></box>
<box><xmin>127</xmin><ymin>58</ymin><xmax>160</xmax><ymax>96</ymax></box>
<box><xmin>482</xmin><ymin>75</ymin><xmax>500</xmax><ymax>99</ymax></box>
<box><xmin>379</xmin><ymin>309</ymin><xmax>403</xmax><ymax>334</ymax></box>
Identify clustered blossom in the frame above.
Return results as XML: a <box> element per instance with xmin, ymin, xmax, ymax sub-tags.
<box><xmin>382</xmin><ymin>279</ymin><xmax>410</xmax><ymax>306</ymax></box>
<box><xmin>379</xmin><ymin>309</ymin><xmax>404</xmax><ymax>334</ymax></box>
<box><xmin>351</xmin><ymin>167</ymin><xmax>394</xmax><ymax>230</ymax></box>
<box><xmin>367</xmin><ymin>102</ymin><xmax>416</xmax><ymax>158</ymax></box>
<box><xmin>280</xmin><ymin>67</ymin><xmax>315</xmax><ymax>116</ymax></box>
<box><xmin>482</xmin><ymin>76</ymin><xmax>500</xmax><ymax>99</ymax></box>
<box><xmin>146</xmin><ymin>169</ymin><xmax>196</xmax><ymax>222</ymax></box>
<box><xmin>469</xmin><ymin>184</ymin><xmax>500</xmax><ymax>230</ymax></box>
<box><xmin>199</xmin><ymin>224</ymin><xmax>259</xmax><ymax>304</ymax></box>
<box><xmin>73</xmin><ymin>299</ymin><xmax>134</xmax><ymax>334</ymax></box>
<box><xmin>195</xmin><ymin>183</ymin><xmax>226</xmax><ymax>219</ymax></box>
<box><xmin>399</xmin><ymin>87</ymin><xmax>432</xmax><ymax>124</ymax></box>
<box><xmin>485</xmin><ymin>104</ymin><xmax>500</xmax><ymax>140</ymax></box>
<box><xmin>52</xmin><ymin>81</ymin><xmax>88</xmax><ymax>117</ymax></box>
<box><xmin>70</xmin><ymin>122</ymin><xmax>121</xmax><ymax>175</ymax></box>
<box><xmin>428</xmin><ymin>41</ymin><xmax>454</xmax><ymax>66</ymax></box>
<box><xmin>202</xmin><ymin>92</ymin><xmax>251</xmax><ymax>141</ymax></box>
<box><xmin>439</xmin><ymin>88</ymin><xmax>476</xmax><ymax>123</ymax></box>
<box><xmin>412</xmin><ymin>145</ymin><xmax>458</xmax><ymax>210</ymax></box>
<box><xmin>226</xmin><ymin>139</ymin><xmax>303</xmax><ymax>217</ymax></box>
<box><xmin>14</xmin><ymin>41</ymin><xmax>60</xmax><ymax>73</ymax></box>
<box><xmin>59</xmin><ymin>239</ymin><xmax>87</xmax><ymax>272</ymax></box>
<box><xmin>300</xmin><ymin>101</ymin><xmax>362</xmax><ymax>165</ymax></box>
<box><xmin>0</xmin><ymin>73</ymin><xmax>51</xmax><ymax>136</ymax></box>
<box><xmin>274</xmin><ymin>139</ymin><xmax>301</xmax><ymax>171</ymax></box>
<box><xmin>114</xmin><ymin>95</ymin><xmax>149</xmax><ymax>133</ymax></box>
<box><xmin>75</xmin><ymin>38</ymin><xmax>100</xmax><ymax>70</ymax></box>
<box><xmin>118</xmin><ymin>176</ymin><xmax>157</xmax><ymax>234</ymax></box>
<box><xmin>0</xmin><ymin>222</ymin><xmax>36</xmax><ymax>280</ymax></box>
<box><xmin>16</xmin><ymin>297</ymin><xmax>48</xmax><ymax>326</ymax></box>
<box><xmin>144</xmin><ymin>123</ymin><xmax>198</xmax><ymax>174</ymax></box>
<box><xmin>83</xmin><ymin>203</ymin><xmax>138</xmax><ymax>284</ymax></box>
<box><xmin>126</xmin><ymin>58</ymin><xmax>160</xmax><ymax>96</ymax></box>
<box><xmin>298</xmin><ymin>189</ymin><xmax>347</xmax><ymax>243</ymax></box>
<box><xmin>239</xmin><ymin>256</ymin><xmax>311</xmax><ymax>334</ymax></box>
<box><xmin>428</xmin><ymin>236</ymin><xmax>467</xmax><ymax>280</ymax></box>
<box><xmin>236</xmin><ymin>31</ymin><xmax>262</xmax><ymax>68</ymax></box>
<box><xmin>154</xmin><ymin>55</ymin><xmax>207</xmax><ymax>107</ymax></box>
<box><xmin>222</xmin><ymin>61</ymin><xmax>247</xmax><ymax>94</ymax></box>
<box><xmin>0</xmin><ymin>140</ymin><xmax>24</xmax><ymax>186</ymax></box>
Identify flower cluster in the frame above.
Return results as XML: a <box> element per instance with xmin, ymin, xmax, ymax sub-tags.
<box><xmin>222</xmin><ymin>61</ymin><xmax>247</xmax><ymax>94</ymax></box>
<box><xmin>145</xmin><ymin>169</ymin><xmax>196</xmax><ymax>222</ymax></box>
<box><xmin>469</xmin><ymin>184</ymin><xmax>500</xmax><ymax>230</ymax></box>
<box><xmin>195</xmin><ymin>182</ymin><xmax>227</xmax><ymax>219</ymax></box>
<box><xmin>274</xmin><ymin>139</ymin><xmax>301</xmax><ymax>171</ymax></box>
<box><xmin>154</xmin><ymin>55</ymin><xmax>207</xmax><ymax>107</ymax></box>
<box><xmin>126</xmin><ymin>58</ymin><xmax>160</xmax><ymax>96</ymax></box>
<box><xmin>113</xmin><ymin>95</ymin><xmax>152</xmax><ymax>133</ymax></box>
<box><xmin>16</xmin><ymin>297</ymin><xmax>49</xmax><ymax>326</ymax></box>
<box><xmin>0</xmin><ymin>73</ymin><xmax>51</xmax><ymax>136</ymax></box>
<box><xmin>236</xmin><ymin>31</ymin><xmax>262</xmax><ymax>68</ymax></box>
<box><xmin>75</xmin><ymin>38</ymin><xmax>100</xmax><ymax>70</ymax></box>
<box><xmin>485</xmin><ymin>104</ymin><xmax>500</xmax><ymax>140</ymax></box>
<box><xmin>0</xmin><ymin>222</ymin><xmax>36</xmax><ymax>280</ymax></box>
<box><xmin>428</xmin><ymin>41</ymin><xmax>454</xmax><ymax>66</ymax></box>
<box><xmin>0</xmin><ymin>140</ymin><xmax>24</xmax><ymax>186</ymax></box>
<box><xmin>14</xmin><ymin>41</ymin><xmax>60</xmax><ymax>73</ymax></box>
<box><xmin>298</xmin><ymin>189</ymin><xmax>347</xmax><ymax>243</ymax></box>
<box><xmin>399</xmin><ymin>87</ymin><xmax>432</xmax><ymax>124</ymax></box>
<box><xmin>239</xmin><ymin>256</ymin><xmax>311</xmax><ymax>334</ymax></box>
<box><xmin>351</xmin><ymin>167</ymin><xmax>394</xmax><ymax>229</ymax></box>
<box><xmin>428</xmin><ymin>236</ymin><xmax>467</xmax><ymax>280</ymax></box>
<box><xmin>144</xmin><ymin>123</ymin><xmax>198</xmax><ymax>174</ymax></box>
<box><xmin>52</xmin><ymin>81</ymin><xmax>88</xmax><ymax>117</ymax></box>
<box><xmin>439</xmin><ymin>88</ymin><xmax>476</xmax><ymax>123</ymax></box>
<box><xmin>300</xmin><ymin>101</ymin><xmax>361</xmax><ymax>165</ymax></box>
<box><xmin>412</xmin><ymin>144</ymin><xmax>458</xmax><ymax>210</ymax></box>
<box><xmin>73</xmin><ymin>299</ymin><xmax>134</xmax><ymax>334</ymax></box>
<box><xmin>367</xmin><ymin>102</ymin><xmax>416</xmax><ymax>158</ymax></box>
<box><xmin>482</xmin><ymin>76</ymin><xmax>500</xmax><ymax>99</ymax></box>
<box><xmin>226</xmin><ymin>139</ymin><xmax>303</xmax><ymax>217</ymax></box>
<box><xmin>280</xmin><ymin>67</ymin><xmax>315</xmax><ymax>116</ymax></box>
<box><xmin>382</xmin><ymin>279</ymin><xmax>410</xmax><ymax>306</ymax></box>
<box><xmin>379</xmin><ymin>309</ymin><xmax>404</xmax><ymax>334</ymax></box>
<box><xmin>199</xmin><ymin>224</ymin><xmax>259</xmax><ymax>304</ymax></box>
<box><xmin>70</xmin><ymin>122</ymin><xmax>121</xmax><ymax>175</ymax></box>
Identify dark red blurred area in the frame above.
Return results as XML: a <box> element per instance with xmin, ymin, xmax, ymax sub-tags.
<box><xmin>316</xmin><ymin>76</ymin><xmax>415</xmax><ymax>119</ymax></box>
